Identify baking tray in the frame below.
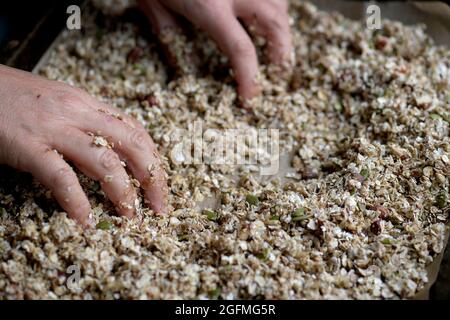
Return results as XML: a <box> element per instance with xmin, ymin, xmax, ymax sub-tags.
<box><xmin>31</xmin><ymin>0</ymin><xmax>450</xmax><ymax>299</ymax></box>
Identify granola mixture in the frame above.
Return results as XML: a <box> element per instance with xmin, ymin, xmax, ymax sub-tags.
<box><xmin>0</xmin><ymin>1</ymin><xmax>449</xmax><ymax>299</ymax></box>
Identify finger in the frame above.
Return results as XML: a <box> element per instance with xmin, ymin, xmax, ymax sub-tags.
<box><xmin>235</xmin><ymin>0</ymin><xmax>293</xmax><ymax>64</ymax></box>
<box><xmin>95</xmin><ymin>103</ymin><xmax>142</xmax><ymax>130</ymax></box>
<box><xmin>138</xmin><ymin>0</ymin><xmax>180</xmax><ymax>34</ymax></box>
<box><xmin>63</xmin><ymin>86</ymin><xmax>139</xmax><ymax>128</ymax></box>
<box><xmin>24</xmin><ymin>145</ymin><xmax>92</xmax><ymax>226</ymax></box>
<box><xmin>52</xmin><ymin>128</ymin><xmax>138</xmax><ymax>218</ymax></box>
<box><xmin>166</xmin><ymin>0</ymin><xmax>260</xmax><ymax>100</ymax></box>
<box><xmin>74</xmin><ymin>108</ymin><xmax>168</xmax><ymax>215</ymax></box>
<box><xmin>139</xmin><ymin>0</ymin><xmax>199</xmax><ymax>74</ymax></box>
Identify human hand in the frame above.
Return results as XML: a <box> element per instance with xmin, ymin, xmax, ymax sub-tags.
<box><xmin>139</xmin><ymin>0</ymin><xmax>293</xmax><ymax>101</ymax></box>
<box><xmin>0</xmin><ymin>65</ymin><xmax>168</xmax><ymax>226</ymax></box>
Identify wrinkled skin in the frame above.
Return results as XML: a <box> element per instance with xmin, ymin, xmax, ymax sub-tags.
<box><xmin>0</xmin><ymin>0</ymin><xmax>292</xmax><ymax>226</ymax></box>
<box><xmin>0</xmin><ymin>65</ymin><xmax>168</xmax><ymax>226</ymax></box>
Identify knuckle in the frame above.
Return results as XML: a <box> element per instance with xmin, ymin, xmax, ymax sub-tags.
<box><xmin>55</xmin><ymin>87</ymin><xmax>90</xmax><ymax>109</ymax></box>
<box><xmin>122</xmin><ymin>187</ymin><xmax>137</xmax><ymax>206</ymax></box>
<box><xmin>55</xmin><ymin>90</ymin><xmax>81</xmax><ymax>109</ymax></box>
<box><xmin>270</xmin><ymin>18</ymin><xmax>284</xmax><ymax>33</ymax></box>
<box><xmin>268</xmin><ymin>0</ymin><xmax>287</xmax><ymax>11</ymax></box>
<box><xmin>264</xmin><ymin>7</ymin><xmax>287</xmax><ymax>30</ymax></box>
<box><xmin>184</xmin><ymin>0</ymin><xmax>216</xmax><ymax>16</ymax></box>
<box><xmin>232</xmin><ymin>38</ymin><xmax>255</xmax><ymax>57</ymax></box>
<box><xmin>68</xmin><ymin>201</ymin><xmax>91</xmax><ymax>223</ymax></box>
<box><xmin>67</xmin><ymin>85</ymin><xmax>84</xmax><ymax>95</ymax></box>
<box><xmin>280</xmin><ymin>0</ymin><xmax>289</xmax><ymax>11</ymax></box>
<box><xmin>121</xmin><ymin>113</ymin><xmax>142</xmax><ymax>130</ymax></box>
<box><xmin>51</xmin><ymin>167</ymin><xmax>77</xmax><ymax>188</ymax></box>
<box><xmin>129</xmin><ymin>129</ymin><xmax>149</xmax><ymax>149</ymax></box>
<box><xmin>99</xmin><ymin>149</ymin><xmax>121</xmax><ymax>171</ymax></box>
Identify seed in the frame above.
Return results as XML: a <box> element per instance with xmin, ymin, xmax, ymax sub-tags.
<box><xmin>209</xmin><ymin>287</ymin><xmax>221</xmax><ymax>300</ymax></box>
<box><xmin>360</xmin><ymin>168</ymin><xmax>369</xmax><ymax>180</ymax></box>
<box><xmin>291</xmin><ymin>208</ymin><xmax>307</xmax><ymax>222</ymax></box>
<box><xmin>430</xmin><ymin>113</ymin><xmax>442</xmax><ymax>120</ymax></box>
<box><xmin>0</xmin><ymin>206</ymin><xmax>7</xmax><ymax>217</ymax></box>
<box><xmin>256</xmin><ymin>248</ymin><xmax>270</xmax><ymax>261</ymax></box>
<box><xmin>203</xmin><ymin>209</ymin><xmax>218</xmax><ymax>221</ymax></box>
<box><xmin>133</xmin><ymin>63</ymin><xmax>146</xmax><ymax>75</ymax></box>
<box><xmin>334</xmin><ymin>102</ymin><xmax>343</xmax><ymax>112</ymax></box>
<box><xmin>436</xmin><ymin>192</ymin><xmax>447</xmax><ymax>209</ymax></box>
<box><xmin>245</xmin><ymin>194</ymin><xmax>259</xmax><ymax>206</ymax></box>
<box><xmin>95</xmin><ymin>29</ymin><xmax>104</xmax><ymax>41</ymax></box>
<box><xmin>96</xmin><ymin>219</ymin><xmax>112</xmax><ymax>230</ymax></box>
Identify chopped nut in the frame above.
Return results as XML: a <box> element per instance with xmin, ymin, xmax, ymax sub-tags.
<box><xmin>370</xmin><ymin>219</ymin><xmax>382</xmax><ymax>235</ymax></box>
<box><xmin>131</xmin><ymin>178</ymin><xmax>140</xmax><ymax>188</ymax></box>
<box><xmin>92</xmin><ymin>136</ymin><xmax>109</xmax><ymax>147</ymax></box>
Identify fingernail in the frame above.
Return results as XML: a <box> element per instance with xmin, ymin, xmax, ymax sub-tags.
<box><xmin>118</xmin><ymin>204</ymin><xmax>136</xmax><ymax>219</ymax></box>
<box><xmin>82</xmin><ymin>213</ymin><xmax>95</xmax><ymax>229</ymax></box>
<box><xmin>239</xmin><ymin>97</ymin><xmax>253</xmax><ymax>111</ymax></box>
<box><xmin>152</xmin><ymin>200</ymin><xmax>166</xmax><ymax>215</ymax></box>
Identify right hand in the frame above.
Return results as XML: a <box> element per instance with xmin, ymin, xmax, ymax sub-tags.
<box><xmin>139</xmin><ymin>0</ymin><xmax>293</xmax><ymax>101</ymax></box>
<box><xmin>0</xmin><ymin>64</ymin><xmax>168</xmax><ymax>226</ymax></box>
